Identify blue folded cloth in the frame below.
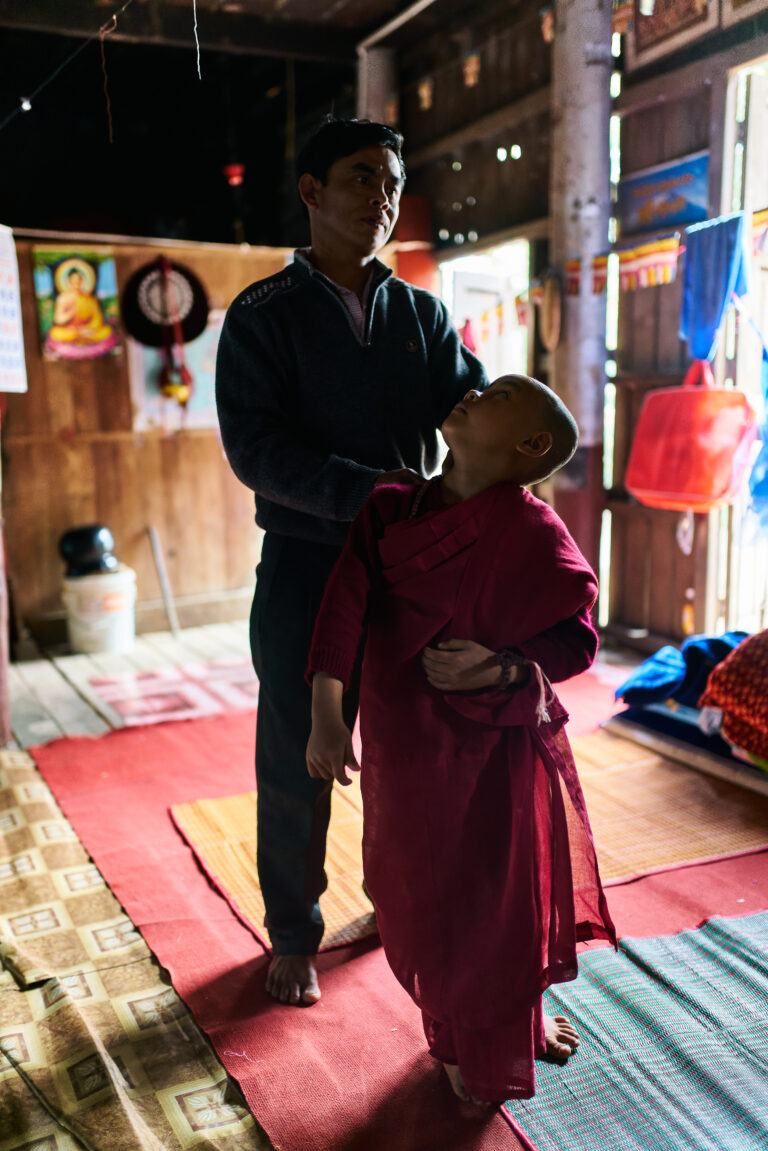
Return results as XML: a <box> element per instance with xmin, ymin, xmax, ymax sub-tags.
<box><xmin>615</xmin><ymin>631</ymin><xmax>749</xmax><ymax>707</ymax></box>
<box><xmin>679</xmin><ymin>212</ymin><xmax>750</xmax><ymax>361</ymax></box>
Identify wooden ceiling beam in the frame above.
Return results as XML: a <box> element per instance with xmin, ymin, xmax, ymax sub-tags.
<box><xmin>0</xmin><ymin>0</ymin><xmax>357</xmax><ymax>65</ymax></box>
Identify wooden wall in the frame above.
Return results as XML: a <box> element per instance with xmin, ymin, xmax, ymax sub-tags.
<box><xmin>3</xmin><ymin>239</ymin><xmax>289</xmax><ymax>644</ymax></box>
<box><xmin>398</xmin><ymin>2</ymin><xmax>551</xmax><ymax>245</ymax></box>
<box><xmin>607</xmin><ymin>86</ymin><xmax>712</xmax><ymax>648</ymax></box>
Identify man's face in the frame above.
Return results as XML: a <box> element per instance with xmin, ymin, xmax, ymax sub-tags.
<box><xmin>442</xmin><ymin>375</ymin><xmax>549</xmax><ymax>458</ymax></box>
<box><xmin>301</xmin><ymin>145</ymin><xmax>404</xmax><ymax>259</ymax></box>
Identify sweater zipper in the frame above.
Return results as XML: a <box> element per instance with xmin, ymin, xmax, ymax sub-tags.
<box><xmin>313</xmin><ymin>273</ymin><xmax>382</xmax><ymax>348</ymax></box>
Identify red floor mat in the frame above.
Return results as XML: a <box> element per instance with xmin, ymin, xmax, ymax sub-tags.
<box><xmin>31</xmin><ymin>676</ymin><xmax>768</xmax><ymax>1151</ymax></box>
<box><xmin>31</xmin><ymin>711</ymin><xmax>525</xmax><ymax>1151</ymax></box>
<box><xmin>557</xmin><ymin>667</ymin><xmax>622</xmax><ymax>736</ymax></box>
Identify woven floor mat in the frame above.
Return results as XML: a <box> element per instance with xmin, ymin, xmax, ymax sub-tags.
<box><xmin>0</xmin><ymin>748</ymin><xmax>268</xmax><ymax>1151</ymax></box>
<box><xmin>505</xmin><ymin>909</ymin><xmax>768</xmax><ymax>1151</ymax></box>
<box><xmin>172</xmin><ymin>775</ymin><xmax>375</xmax><ymax>951</ymax></box>
<box><xmin>172</xmin><ymin>727</ymin><xmax>768</xmax><ymax>954</ymax></box>
<box><xmin>574</xmin><ymin>728</ymin><xmax>768</xmax><ymax>884</ymax></box>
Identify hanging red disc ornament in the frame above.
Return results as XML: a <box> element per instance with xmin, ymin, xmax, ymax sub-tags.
<box><xmin>121</xmin><ymin>257</ymin><xmax>209</xmax><ymax>407</ymax></box>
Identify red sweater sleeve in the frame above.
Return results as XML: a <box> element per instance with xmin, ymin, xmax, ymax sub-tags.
<box><xmin>516</xmin><ymin>604</ymin><xmax>598</xmax><ymax>683</ymax></box>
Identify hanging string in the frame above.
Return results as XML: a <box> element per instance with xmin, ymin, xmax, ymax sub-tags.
<box><xmin>99</xmin><ymin>16</ymin><xmax>117</xmax><ymax>144</ymax></box>
<box><xmin>0</xmin><ymin>0</ymin><xmax>136</xmax><ymax>137</ymax></box>
<box><xmin>285</xmin><ymin>59</ymin><xmax>296</xmax><ymax>167</ymax></box>
<box><xmin>193</xmin><ymin>0</ymin><xmax>202</xmax><ymax>80</ymax></box>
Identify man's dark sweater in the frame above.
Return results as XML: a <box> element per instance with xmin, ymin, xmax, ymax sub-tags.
<box><xmin>215</xmin><ymin>250</ymin><xmax>486</xmax><ymax>546</ymax></box>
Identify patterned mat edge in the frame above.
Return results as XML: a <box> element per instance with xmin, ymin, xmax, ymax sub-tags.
<box><xmin>601</xmin><ymin>842</ymin><xmax>768</xmax><ymax>888</ymax></box>
<box><xmin>169</xmin><ymin>797</ymin><xmax>380</xmax><ymax>955</ymax></box>
<box><xmin>169</xmin><ymin>801</ymin><xmax>271</xmax><ymax>954</ymax></box>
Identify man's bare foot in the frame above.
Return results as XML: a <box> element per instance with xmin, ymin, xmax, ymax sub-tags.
<box><xmin>265</xmin><ymin>955</ymin><xmax>321</xmax><ymax>1006</ymax></box>
<box><xmin>442</xmin><ymin>1063</ymin><xmax>493</xmax><ymax>1107</ymax></box>
<box><xmin>541</xmin><ymin>1013</ymin><xmax>580</xmax><ymax>1060</ymax></box>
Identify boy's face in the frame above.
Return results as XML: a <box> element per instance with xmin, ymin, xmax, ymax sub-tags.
<box><xmin>442</xmin><ymin>375</ymin><xmax>550</xmax><ymax>461</ymax></box>
<box><xmin>299</xmin><ymin>145</ymin><xmax>404</xmax><ymax>260</ymax></box>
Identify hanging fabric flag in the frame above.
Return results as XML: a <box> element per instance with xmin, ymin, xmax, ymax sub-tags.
<box><xmin>679</xmin><ymin>211</ymin><xmax>750</xmax><ymax>362</ymax></box>
<box><xmin>753</xmin><ymin>207</ymin><xmax>768</xmax><ymax>255</ymax></box>
<box><xmin>460</xmin><ymin>317</ymin><xmax>477</xmax><ymax>352</ymax></box>
<box><xmin>564</xmin><ymin>258</ymin><xmax>581</xmax><ymax>296</ymax></box>
<box><xmin>617</xmin><ymin>236</ymin><xmax>680</xmax><ymax>292</ymax></box>
<box><xmin>592</xmin><ymin>254</ymin><xmax>609</xmax><ymax>294</ymax></box>
<box><xmin>495</xmin><ymin>302</ymin><xmax>504</xmax><ymax>336</ymax></box>
<box><xmin>612</xmin><ymin>0</ymin><xmax>633</xmax><ymax>36</ymax></box>
<box><xmin>618</xmin><ymin>245</ymin><xmax>638</xmax><ymax>292</ymax></box>
<box><xmin>636</xmin><ymin>235</ymin><xmax>680</xmax><ymax>286</ymax></box>
<box><xmin>480</xmin><ymin>309</ymin><xmax>490</xmax><ymax>342</ymax></box>
<box><xmin>514</xmin><ymin>292</ymin><xmax>529</xmax><ymax>326</ymax></box>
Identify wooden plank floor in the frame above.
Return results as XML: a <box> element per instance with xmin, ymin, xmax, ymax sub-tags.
<box><xmin>8</xmin><ymin>620</ymin><xmax>251</xmax><ymax>748</ymax></box>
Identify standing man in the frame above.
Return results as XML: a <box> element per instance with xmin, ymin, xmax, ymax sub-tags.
<box><xmin>216</xmin><ymin>117</ymin><xmax>486</xmax><ymax>1007</ymax></box>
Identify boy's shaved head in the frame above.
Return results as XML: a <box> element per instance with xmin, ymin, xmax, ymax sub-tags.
<box><xmin>485</xmin><ymin>374</ymin><xmax>577</xmax><ymax>482</ymax></box>
<box><xmin>441</xmin><ymin>373</ymin><xmax>579</xmax><ymax>488</ymax></box>
<box><xmin>511</xmin><ymin>375</ymin><xmax>579</xmax><ymax>483</ymax></box>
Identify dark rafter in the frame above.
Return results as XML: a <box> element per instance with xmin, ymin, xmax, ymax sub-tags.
<box><xmin>0</xmin><ymin>0</ymin><xmax>357</xmax><ymax>66</ymax></box>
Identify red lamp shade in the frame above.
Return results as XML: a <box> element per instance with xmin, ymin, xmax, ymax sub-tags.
<box><xmin>223</xmin><ymin>162</ymin><xmax>245</xmax><ymax>187</ymax></box>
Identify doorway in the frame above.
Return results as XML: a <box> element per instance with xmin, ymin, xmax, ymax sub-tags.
<box><xmin>438</xmin><ymin>239</ymin><xmax>531</xmax><ymax>381</ymax></box>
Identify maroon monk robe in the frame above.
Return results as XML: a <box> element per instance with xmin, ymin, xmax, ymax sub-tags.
<box><xmin>307</xmin><ymin>481</ymin><xmax>616</xmax><ymax>1101</ymax></box>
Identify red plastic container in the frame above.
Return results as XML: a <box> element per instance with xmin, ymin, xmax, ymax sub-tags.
<box><xmin>624</xmin><ymin>360</ymin><xmax>758</xmax><ymax>512</ymax></box>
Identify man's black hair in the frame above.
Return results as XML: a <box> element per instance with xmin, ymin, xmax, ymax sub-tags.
<box><xmin>295</xmin><ymin>116</ymin><xmax>405</xmax><ymax>185</ymax></box>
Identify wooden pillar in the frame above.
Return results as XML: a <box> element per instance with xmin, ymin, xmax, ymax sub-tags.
<box><xmin>356</xmin><ymin>46</ymin><xmax>397</xmax><ymax>122</ymax></box>
<box><xmin>549</xmin><ymin>0</ymin><xmax>613</xmax><ymax>574</ymax></box>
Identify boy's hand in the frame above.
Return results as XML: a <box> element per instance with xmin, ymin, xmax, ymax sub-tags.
<box><xmin>421</xmin><ymin>639</ymin><xmax>506</xmax><ymax>692</ymax></box>
<box><xmin>307</xmin><ymin>715</ymin><xmax>360</xmax><ymax>786</ymax></box>
<box><xmin>308</xmin><ymin>674</ymin><xmax>360</xmax><ymax>785</ymax></box>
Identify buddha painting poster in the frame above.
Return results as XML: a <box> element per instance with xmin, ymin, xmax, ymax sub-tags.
<box><xmin>33</xmin><ymin>247</ymin><xmax>121</xmax><ymax>360</ymax></box>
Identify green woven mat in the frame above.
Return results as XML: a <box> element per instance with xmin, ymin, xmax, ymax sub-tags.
<box><xmin>507</xmin><ymin>911</ymin><xmax>768</xmax><ymax>1151</ymax></box>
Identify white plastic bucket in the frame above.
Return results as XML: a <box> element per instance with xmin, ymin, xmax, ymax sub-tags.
<box><xmin>62</xmin><ymin>565</ymin><xmax>137</xmax><ymax>654</ymax></box>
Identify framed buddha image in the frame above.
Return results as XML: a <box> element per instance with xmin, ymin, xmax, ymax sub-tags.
<box><xmin>625</xmin><ymin>0</ymin><xmax>719</xmax><ymax>71</ymax></box>
<box><xmin>33</xmin><ymin>247</ymin><xmax>122</xmax><ymax>361</ymax></box>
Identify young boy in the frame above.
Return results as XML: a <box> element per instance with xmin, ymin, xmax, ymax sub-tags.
<box><xmin>306</xmin><ymin>374</ymin><xmax>616</xmax><ymax>1104</ymax></box>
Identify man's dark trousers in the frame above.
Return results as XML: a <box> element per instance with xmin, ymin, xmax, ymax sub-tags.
<box><xmin>251</xmin><ymin>532</ymin><xmax>361</xmax><ymax>955</ymax></box>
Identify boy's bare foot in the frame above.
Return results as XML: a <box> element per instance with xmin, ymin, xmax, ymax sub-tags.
<box><xmin>541</xmin><ymin>1013</ymin><xmax>580</xmax><ymax>1060</ymax></box>
<box><xmin>442</xmin><ymin>1063</ymin><xmax>492</xmax><ymax>1107</ymax></box>
<box><xmin>265</xmin><ymin>955</ymin><xmax>321</xmax><ymax>1005</ymax></box>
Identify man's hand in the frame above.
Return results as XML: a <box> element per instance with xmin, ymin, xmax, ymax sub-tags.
<box><xmin>421</xmin><ymin>639</ymin><xmax>510</xmax><ymax>692</ymax></box>
<box><xmin>307</xmin><ymin>673</ymin><xmax>360</xmax><ymax>786</ymax></box>
<box><xmin>375</xmin><ymin>467</ymin><xmax>423</xmax><ymax>487</ymax></box>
